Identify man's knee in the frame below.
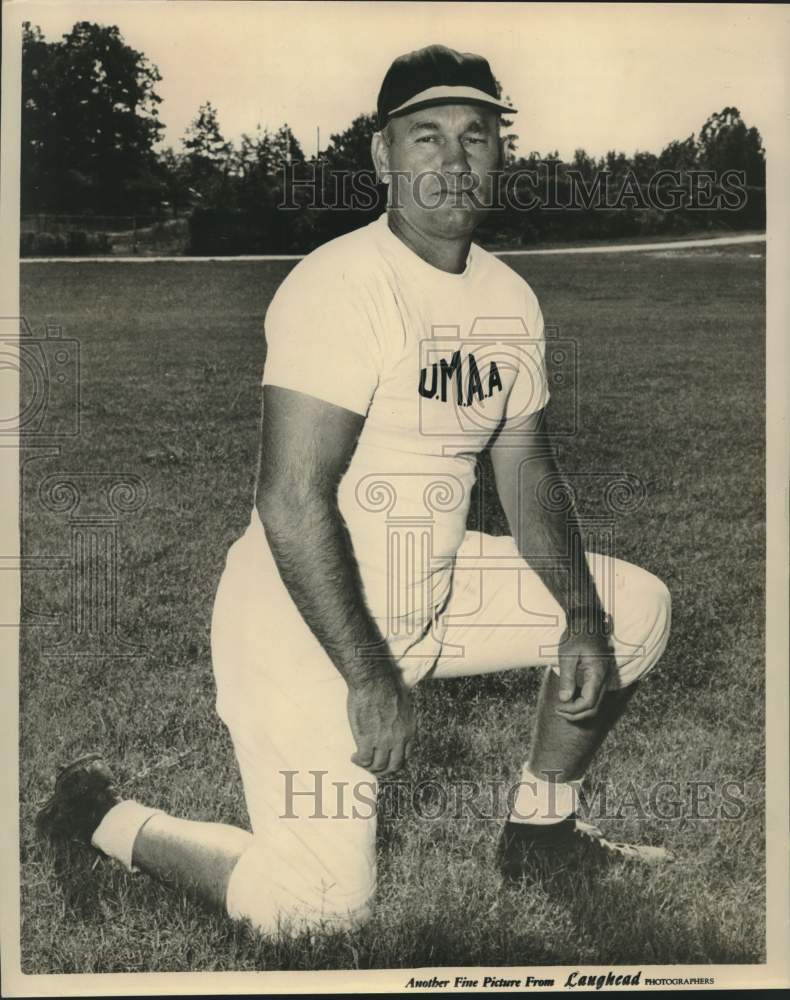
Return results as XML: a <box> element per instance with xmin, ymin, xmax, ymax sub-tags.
<box><xmin>648</xmin><ymin>573</ymin><xmax>672</xmax><ymax>642</ymax></box>
<box><xmin>610</xmin><ymin>570</ymin><xmax>672</xmax><ymax>689</ymax></box>
<box><xmin>637</xmin><ymin>571</ymin><xmax>671</xmax><ymax>636</ymax></box>
<box><xmin>231</xmin><ymin>889</ymin><xmax>374</xmax><ymax>938</ymax></box>
<box><xmin>225</xmin><ymin>837</ymin><xmax>375</xmax><ymax>937</ymax></box>
<box><xmin>230</xmin><ymin>886</ymin><xmax>375</xmax><ymax>938</ymax></box>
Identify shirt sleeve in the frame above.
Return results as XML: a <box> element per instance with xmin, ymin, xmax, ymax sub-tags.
<box><xmin>261</xmin><ymin>263</ymin><xmax>383</xmax><ymax>416</ymax></box>
<box><xmin>503</xmin><ymin>291</ymin><xmax>551</xmax><ymax>424</ymax></box>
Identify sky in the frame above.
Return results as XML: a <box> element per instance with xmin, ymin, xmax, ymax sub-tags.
<box><xmin>10</xmin><ymin>1</ymin><xmax>789</xmax><ymax>160</ymax></box>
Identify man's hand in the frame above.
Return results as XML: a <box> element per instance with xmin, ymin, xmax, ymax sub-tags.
<box><xmin>555</xmin><ymin>626</ymin><xmax>616</xmax><ymax>722</ymax></box>
<box><xmin>347</xmin><ymin>673</ymin><xmax>416</xmax><ymax>777</ymax></box>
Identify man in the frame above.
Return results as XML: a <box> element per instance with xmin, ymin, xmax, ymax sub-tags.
<box><xmin>38</xmin><ymin>45</ymin><xmax>673</xmax><ymax>938</ymax></box>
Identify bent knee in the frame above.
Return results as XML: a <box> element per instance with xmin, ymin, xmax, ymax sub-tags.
<box><xmin>618</xmin><ymin>566</ymin><xmax>671</xmax><ymax>637</ymax></box>
<box><xmin>226</xmin><ymin>839</ymin><xmax>375</xmax><ymax>937</ymax></box>
<box><xmin>233</xmin><ymin>889</ymin><xmax>374</xmax><ymax>938</ymax></box>
<box><xmin>643</xmin><ymin>572</ymin><xmax>672</xmax><ymax>632</ymax></box>
<box><xmin>609</xmin><ymin>569</ymin><xmax>672</xmax><ymax>689</ymax></box>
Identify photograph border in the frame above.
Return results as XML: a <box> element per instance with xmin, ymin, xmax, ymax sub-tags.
<box><xmin>1</xmin><ymin>2</ymin><xmax>787</xmax><ymax>994</ymax></box>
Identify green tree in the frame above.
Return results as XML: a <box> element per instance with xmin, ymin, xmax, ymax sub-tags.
<box><xmin>322</xmin><ymin>112</ymin><xmax>378</xmax><ymax>171</ymax></box>
<box><xmin>181</xmin><ymin>101</ymin><xmax>233</xmax><ymax>201</ymax></box>
<box><xmin>234</xmin><ymin>123</ymin><xmax>303</xmax><ymax>180</ymax></box>
<box><xmin>156</xmin><ymin>145</ymin><xmax>192</xmax><ymax>215</ymax></box>
<box><xmin>21</xmin><ymin>20</ymin><xmax>164</xmax><ymax>214</ymax></box>
<box><xmin>492</xmin><ymin>77</ymin><xmax>518</xmax><ymax>165</ymax></box>
<box><xmin>571</xmin><ymin>148</ymin><xmax>598</xmax><ymax>179</ymax></box>
<box><xmin>183</xmin><ymin>102</ymin><xmax>231</xmax><ymax>165</ymax></box>
<box><xmin>233</xmin><ymin>123</ymin><xmax>306</xmax><ymax>221</ymax></box>
<box><xmin>631</xmin><ymin>150</ymin><xmax>659</xmax><ymax>184</ymax></box>
<box><xmin>698</xmin><ymin>107</ymin><xmax>765</xmax><ymax>186</ymax></box>
<box><xmin>658</xmin><ymin>135</ymin><xmax>699</xmax><ymax>171</ymax></box>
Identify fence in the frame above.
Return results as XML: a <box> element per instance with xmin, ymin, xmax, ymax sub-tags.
<box><xmin>21</xmin><ymin>214</ymin><xmax>163</xmax><ymax>235</ymax></box>
<box><xmin>20</xmin><ymin>214</ymin><xmax>190</xmax><ymax>256</ymax></box>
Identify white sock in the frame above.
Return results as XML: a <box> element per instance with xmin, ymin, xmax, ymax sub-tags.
<box><xmin>510</xmin><ymin>766</ymin><xmax>580</xmax><ymax>825</ymax></box>
<box><xmin>91</xmin><ymin>800</ymin><xmax>163</xmax><ymax>872</ymax></box>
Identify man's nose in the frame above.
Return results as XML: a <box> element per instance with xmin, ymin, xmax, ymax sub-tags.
<box><xmin>441</xmin><ymin>139</ymin><xmax>471</xmax><ymax>174</ymax></box>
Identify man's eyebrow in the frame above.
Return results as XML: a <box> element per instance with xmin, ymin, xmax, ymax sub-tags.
<box><xmin>407</xmin><ymin>120</ymin><xmax>441</xmax><ymax>135</ymax></box>
<box><xmin>407</xmin><ymin>116</ymin><xmax>493</xmax><ymax>136</ymax></box>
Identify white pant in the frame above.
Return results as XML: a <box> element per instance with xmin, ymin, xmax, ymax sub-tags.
<box><xmin>211</xmin><ymin>524</ymin><xmax>671</xmax><ymax>935</ymax></box>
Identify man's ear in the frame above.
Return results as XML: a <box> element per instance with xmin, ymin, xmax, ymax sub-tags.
<box><xmin>371</xmin><ymin>131</ymin><xmax>391</xmax><ymax>184</ymax></box>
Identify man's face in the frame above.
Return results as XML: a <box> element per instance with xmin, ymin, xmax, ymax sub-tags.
<box><xmin>373</xmin><ymin>104</ymin><xmax>502</xmax><ymax>240</ymax></box>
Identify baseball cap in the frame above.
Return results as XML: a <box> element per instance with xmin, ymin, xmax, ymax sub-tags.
<box><xmin>377</xmin><ymin>44</ymin><xmax>517</xmax><ymax>129</ymax></box>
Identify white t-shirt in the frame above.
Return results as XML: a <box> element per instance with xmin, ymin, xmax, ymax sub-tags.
<box><xmin>250</xmin><ymin>212</ymin><xmax>549</xmax><ymax>677</ymax></box>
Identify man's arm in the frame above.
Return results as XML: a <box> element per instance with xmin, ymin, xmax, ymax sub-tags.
<box><xmin>490</xmin><ymin>407</ymin><xmax>615</xmax><ymax>720</ymax></box>
<box><xmin>254</xmin><ymin>384</ymin><xmax>415</xmax><ymax>776</ymax></box>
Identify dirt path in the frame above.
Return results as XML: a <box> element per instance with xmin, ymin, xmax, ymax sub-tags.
<box><xmin>21</xmin><ymin>233</ymin><xmax>766</xmax><ymax>264</ymax></box>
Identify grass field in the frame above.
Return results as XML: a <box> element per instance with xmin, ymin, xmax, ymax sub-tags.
<box><xmin>19</xmin><ymin>242</ymin><xmax>765</xmax><ymax>972</ymax></box>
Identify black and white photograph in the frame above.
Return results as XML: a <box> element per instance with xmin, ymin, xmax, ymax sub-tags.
<box><xmin>1</xmin><ymin>0</ymin><xmax>788</xmax><ymax>994</ymax></box>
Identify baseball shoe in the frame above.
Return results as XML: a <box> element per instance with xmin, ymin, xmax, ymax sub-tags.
<box><xmin>36</xmin><ymin>752</ymin><xmax>121</xmax><ymax>847</ymax></box>
<box><xmin>497</xmin><ymin>814</ymin><xmax>675</xmax><ymax>884</ymax></box>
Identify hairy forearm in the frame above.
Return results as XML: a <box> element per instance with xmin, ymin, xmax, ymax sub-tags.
<box><xmin>258</xmin><ymin>492</ymin><xmax>398</xmax><ymax>688</ymax></box>
<box><xmin>495</xmin><ymin>442</ymin><xmax>606</xmax><ymax>629</ymax></box>
<box><xmin>524</xmin><ymin>462</ymin><xmax>605</xmax><ymax>623</ymax></box>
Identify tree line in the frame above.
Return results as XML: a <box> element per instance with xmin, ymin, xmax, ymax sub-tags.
<box><xmin>21</xmin><ymin>21</ymin><xmax>766</xmax><ymax>254</ymax></box>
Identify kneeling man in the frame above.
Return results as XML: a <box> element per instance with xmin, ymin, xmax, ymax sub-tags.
<box><xmin>38</xmin><ymin>44</ymin><xmax>673</xmax><ymax>938</ymax></box>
